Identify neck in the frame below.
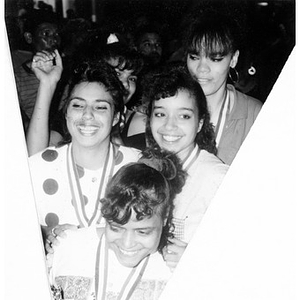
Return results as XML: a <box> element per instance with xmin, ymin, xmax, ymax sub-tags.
<box><xmin>206</xmin><ymin>86</ymin><xmax>228</xmax><ymax>126</ymax></box>
<box><xmin>177</xmin><ymin>143</ymin><xmax>197</xmax><ymax>162</ymax></box>
<box><xmin>71</xmin><ymin>141</ymin><xmax>110</xmax><ymax>170</ymax></box>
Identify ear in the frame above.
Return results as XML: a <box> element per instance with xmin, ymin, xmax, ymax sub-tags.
<box><xmin>24</xmin><ymin>32</ymin><xmax>33</xmax><ymax>44</ymax></box>
<box><xmin>113</xmin><ymin>112</ymin><xmax>120</xmax><ymax>127</ymax></box>
<box><xmin>230</xmin><ymin>50</ymin><xmax>239</xmax><ymax>68</ymax></box>
<box><xmin>197</xmin><ymin>119</ymin><xmax>204</xmax><ymax>133</ymax></box>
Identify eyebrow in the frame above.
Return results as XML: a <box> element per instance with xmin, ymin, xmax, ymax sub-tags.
<box><xmin>70</xmin><ymin>97</ymin><xmax>113</xmax><ymax>105</ymax></box>
<box><xmin>153</xmin><ymin>105</ymin><xmax>195</xmax><ymax>112</ymax></box>
<box><xmin>109</xmin><ymin>222</ymin><xmax>155</xmax><ymax>230</ymax></box>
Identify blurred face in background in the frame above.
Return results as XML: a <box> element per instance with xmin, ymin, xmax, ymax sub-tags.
<box><xmin>138</xmin><ymin>32</ymin><xmax>162</xmax><ymax>66</ymax></box>
<box><xmin>32</xmin><ymin>22</ymin><xmax>61</xmax><ymax>52</ymax></box>
<box><xmin>107</xmin><ymin>57</ymin><xmax>137</xmax><ymax>105</ymax></box>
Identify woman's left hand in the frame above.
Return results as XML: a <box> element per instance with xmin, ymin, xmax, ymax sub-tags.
<box><xmin>162</xmin><ymin>237</ymin><xmax>188</xmax><ymax>271</ymax></box>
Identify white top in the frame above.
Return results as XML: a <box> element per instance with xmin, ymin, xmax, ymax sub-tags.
<box><xmin>50</xmin><ymin>227</ymin><xmax>172</xmax><ymax>300</ymax></box>
<box><xmin>173</xmin><ymin>146</ymin><xmax>229</xmax><ymax>242</ymax></box>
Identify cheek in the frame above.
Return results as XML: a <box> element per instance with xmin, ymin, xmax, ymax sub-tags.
<box><xmin>150</xmin><ymin>118</ymin><xmax>159</xmax><ymax>134</ymax></box>
<box><xmin>130</xmin><ymin>83</ymin><xmax>136</xmax><ymax>94</ymax></box>
<box><xmin>146</xmin><ymin>231</ymin><xmax>162</xmax><ymax>251</ymax></box>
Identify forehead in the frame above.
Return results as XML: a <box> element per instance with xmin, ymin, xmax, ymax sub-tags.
<box><xmin>70</xmin><ymin>82</ymin><xmax>113</xmax><ymax>101</ymax></box>
<box><xmin>36</xmin><ymin>22</ymin><xmax>58</xmax><ymax>33</ymax></box>
<box><xmin>107</xmin><ymin>57</ymin><xmax>135</xmax><ymax>74</ymax></box>
<box><xmin>155</xmin><ymin>89</ymin><xmax>197</xmax><ymax>109</ymax></box>
<box><xmin>190</xmin><ymin>36</ymin><xmax>230</xmax><ymax>56</ymax></box>
<box><xmin>112</xmin><ymin>212</ymin><xmax>163</xmax><ymax>229</ymax></box>
<box><xmin>140</xmin><ymin>33</ymin><xmax>161</xmax><ymax>43</ymax></box>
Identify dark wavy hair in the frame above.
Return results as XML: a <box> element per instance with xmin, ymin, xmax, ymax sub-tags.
<box><xmin>184</xmin><ymin>12</ymin><xmax>242</xmax><ymax>58</ymax></box>
<box><xmin>59</xmin><ymin>58</ymin><xmax>125</xmax><ymax>145</ymax></box>
<box><xmin>100</xmin><ymin>42</ymin><xmax>144</xmax><ymax>76</ymax></box>
<box><xmin>101</xmin><ymin>148</ymin><xmax>187</xmax><ymax>253</ymax></box>
<box><xmin>143</xmin><ymin>63</ymin><xmax>217</xmax><ymax>155</ymax></box>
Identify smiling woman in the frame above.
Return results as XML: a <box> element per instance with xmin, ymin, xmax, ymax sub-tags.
<box><xmin>27</xmin><ymin>55</ymin><xmax>141</xmax><ymax>255</ymax></box>
<box><xmin>49</xmin><ymin>148</ymin><xmax>186</xmax><ymax>300</ymax></box>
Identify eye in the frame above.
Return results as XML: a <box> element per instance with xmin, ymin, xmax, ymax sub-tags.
<box><xmin>179</xmin><ymin>114</ymin><xmax>191</xmax><ymax>120</ymax></box>
<box><xmin>109</xmin><ymin>224</ymin><xmax>121</xmax><ymax>232</ymax></box>
<box><xmin>137</xmin><ymin>229</ymin><xmax>152</xmax><ymax>235</ymax></box>
<box><xmin>209</xmin><ymin>55</ymin><xmax>224</xmax><ymax>62</ymax></box>
<box><xmin>188</xmin><ymin>54</ymin><xmax>199</xmax><ymax>61</ymax></box>
<box><xmin>70</xmin><ymin>101</ymin><xmax>84</xmax><ymax>109</ymax></box>
<box><xmin>129</xmin><ymin>76</ymin><xmax>137</xmax><ymax>83</ymax></box>
<box><xmin>95</xmin><ymin>104</ymin><xmax>108</xmax><ymax>111</ymax></box>
<box><xmin>154</xmin><ymin>112</ymin><xmax>165</xmax><ymax>118</ymax></box>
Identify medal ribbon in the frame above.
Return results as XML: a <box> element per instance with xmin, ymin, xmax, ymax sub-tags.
<box><xmin>215</xmin><ymin>90</ymin><xmax>230</xmax><ymax>147</ymax></box>
<box><xmin>95</xmin><ymin>234</ymin><xmax>149</xmax><ymax>300</ymax></box>
<box><xmin>67</xmin><ymin>143</ymin><xmax>116</xmax><ymax>227</ymax></box>
<box><xmin>182</xmin><ymin>144</ymin><xmax>201</xmax><ymax>172</ymax></box>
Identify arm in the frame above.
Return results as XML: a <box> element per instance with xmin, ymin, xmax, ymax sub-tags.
<box><xmin>26</xmin><ymin>50</ymin><xmax>63</xmax><ymax>156</ymax></box>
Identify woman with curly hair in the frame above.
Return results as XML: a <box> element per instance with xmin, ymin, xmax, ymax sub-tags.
<box><xmin>142</xmin><ymin>63</ymin><xmax>229</xmax><ymax>270</ymax></box>
<box><xmin>49</xmin><ymin>148</ymin><xmax>186</xmax><ymax>300</ymax></box>
<box><xmin>28</xmin><ymin>54</ymin><xmax>141</xmax><ymax>255</ymax></box>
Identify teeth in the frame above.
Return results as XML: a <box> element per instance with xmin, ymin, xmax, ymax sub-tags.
<box><xmin>78</xmin><ymin>125</ymin><xmax>98</xmax><ymax>134</ymax></box>
<box><xmin>163</xmin><ymin>135</ymin><xmax>180</xmax><ymax>142</ymax></box>
<box><xmin>119</xmin><ymin>248</ymin><xmax>138</xmax><ymax>256</ymax></box>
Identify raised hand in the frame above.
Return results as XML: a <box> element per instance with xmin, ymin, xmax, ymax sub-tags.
<box><xmin>31</xmin><ymin>49</ymin><xmax>63</xmax><ymax>85</ymax></box>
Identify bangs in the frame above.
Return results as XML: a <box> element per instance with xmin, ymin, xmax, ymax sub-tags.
<box><xmin>188</xmin><ymin>33</ymin><xmax>233</xmax><ymax>57</ymax></box>
<box><xmin>116</xmin><ymin>57</ymin><xmax>143</xmax><ymax>75</ymax></box>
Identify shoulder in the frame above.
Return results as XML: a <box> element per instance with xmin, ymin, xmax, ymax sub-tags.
<box><xmin>199</xmin><ymin>150</ymin><xmax>229</xmax><ymax>170</ymax></box>
<box><xmin>144</xmin><ymin>252</ymin><xmax>172</xmax><ymax>280</ymax></box>
<box><xmin>116</xmin><ymin>145</ymin><xmax>141</xmax><ymax>159</ymax></box>
<box><xmin>29</xmin><ymin>144</ymin><xmax>68</xmax><ymax>165</ymax></box>
<box><xmin>54</xmin><ymin>227</ymin><xmax>101</xmax><ymax>256</ymax></box>
<box><xmin>230</xmin><ymin>85</ymin><xmax>263</xmax><ymax>110</ymax></box>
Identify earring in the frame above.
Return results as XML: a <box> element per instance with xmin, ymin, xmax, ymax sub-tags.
<box><xmin>229</xmin><ymin>67</ymin><xmax>239</xmax><ymax>84</ymax></box>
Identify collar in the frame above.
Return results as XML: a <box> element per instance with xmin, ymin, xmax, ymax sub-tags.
<box><xmin>226</xmin><ymin>84</ymin><xmax>250</xmax><ymax>121</ymax></box>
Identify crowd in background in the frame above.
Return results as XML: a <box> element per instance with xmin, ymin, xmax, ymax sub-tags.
<box><xmin>6</xmin><ymin>0</ymin><xmax>295</xmax><ymax>103</ymax></box>
<box><xmin>3</xmin><ymin>1</ymin><xmax>296</xmax><ymax>299</ymax></box>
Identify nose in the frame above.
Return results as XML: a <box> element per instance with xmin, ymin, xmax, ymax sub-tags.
<box><xmin>164</xmin><ymin>115</ymin><xmax>177</xmax><ymax>130</ymax></box>
<box><xmin>121</xmin><ymin>230</ymin><xmax>136</xmax><ymax>249</ymax></box>
<box><xmin>82</xmin><ymin>106</ymin><xmax>94</xmax><ymax>120</ymax></box>
<box><xmin>196</xmin><ymin>57</ymin><xmax>210</xmax><ymax>74</ymax></box>
<box><xmin>121</xmin><ymin>78</ymin><xmax>130</xmax><ymax>90</ymax></box>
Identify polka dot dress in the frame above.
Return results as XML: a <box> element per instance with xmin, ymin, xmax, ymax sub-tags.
<box><xmin>28</xmin><ymin>144</ymin><xmax>140</xmax><ymax>229</ymax></box>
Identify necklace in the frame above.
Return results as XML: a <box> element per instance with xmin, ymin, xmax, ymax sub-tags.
<box><xmin>67</xmin><ymin>143</ymin><xmax>117</xmax><ymax>227</ymax></box>
<box><xmin>95</xmin><ymin>235</ymin><xmax>149</xmax><ymax>300</ymax></box>
<box><xmin>214</xmin><ymin>89</ymin><xmax>230</xmax><ymax>147</ymax></box>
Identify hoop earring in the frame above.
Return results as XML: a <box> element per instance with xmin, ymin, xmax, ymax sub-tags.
<box><xmin>229</xmin><ymin>67</ymin><xmax>239</xmax><ymax>84</ymax></box>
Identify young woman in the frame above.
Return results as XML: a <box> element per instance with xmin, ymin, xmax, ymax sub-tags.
<box><xmin>28</xmin><ymin>55</ymin><xmax>141</xmax><ymax>252</ymax></box>
<box><xmin>184</xmin><ymin>12</ymin><xmax>263</xmax><ymax>165</ymax></box>
<box><xmin>143</xmin><ymin>63</ymin><xmax>229</xmax><ymax>269</ymax></box>
<box><xmin>49</xmin><ymin>149</ymin><xmax>186</xmax><ymax>300</ymax></box>
<box><xmin>26</xmin><ymin>38</ymin><xmax>147</xmax><ymax>156</ymax></box>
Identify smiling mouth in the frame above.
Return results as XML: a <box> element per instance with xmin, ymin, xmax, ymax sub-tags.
<box><xmin>119</xmin><ymin>248</ymin><xmax>139</xmax><ymax>257</ymax></box>
<box><xmin>162</xmin><ymin>135</ymin><xmax>181</xmax><ymax>142</ymax></box>
<box><xmin>77</xmin><ymin>125</ymin><xmax>99</xmax><ymax>135</ymax></box>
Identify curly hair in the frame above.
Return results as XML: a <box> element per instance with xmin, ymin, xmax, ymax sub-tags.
<box><xmin>59</xmin><ymin>58</ymin><xmax>125</xmax><ymax>145</ymax></box>
<box><xmin>142</xmin><ymin>63</ymin><xmax>217</xmax><ymax>155</ymax></box>
<box><xmin>101</xmin><ymin>147</ymin><xmax>187</xmax><ymax>253</ymax></box>
<box><xmin>100</xmin><ymin>42</ymin><xmax>144</xmax><ymax>76</ymax></box>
